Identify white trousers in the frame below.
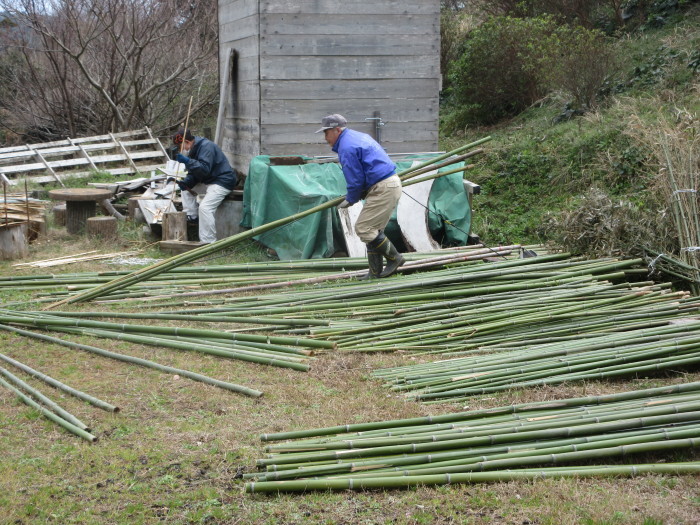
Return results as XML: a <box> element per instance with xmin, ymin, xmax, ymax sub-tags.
<box><xmin>181</xmin><ymin>183</ymin><xmax>232</xmax><ymax>244</ymax></box>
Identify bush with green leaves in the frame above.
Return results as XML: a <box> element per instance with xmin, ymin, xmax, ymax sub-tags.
<box><xmin>444</xmin><ymin>16</ymin><xmax>618</xmax><ymax>129</ymax></box>
<box><xmin>540</xmin><ymin>25</ymin><xmax>618</xmax><ymax>110</ymax></box>
<box><xmin>445</xmin><ymin>16</ymin><xmax>559</xmax><ymax>128</ymax></box>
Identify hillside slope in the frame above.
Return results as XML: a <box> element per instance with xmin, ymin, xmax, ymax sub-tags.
<box><xmin>441</xmin><ymin>5</ymin><xmax>699</xmax><ymax>259</ymax></box>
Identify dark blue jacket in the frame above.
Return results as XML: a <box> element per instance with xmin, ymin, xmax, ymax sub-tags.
<box><xmin>332</xmin><ymin>129</ymin><xmax>396</xmax><ymax>204</ymax></box>
<box><xmin>182</xmin><ymin>137</ymin><xmax>238</xmax><ymax>190</ymax></box>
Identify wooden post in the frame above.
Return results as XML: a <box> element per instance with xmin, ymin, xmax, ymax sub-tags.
<box><xmin>86</xmin><ymin>216</ymin><xmax>118</xmax><ymax>239</ymax></box>
<box><xmin>0</xmin><ymin>223</ymin><xmax>29</xmax><ymax>260</ymax></box>
<box><xmin>162</xmin><ymin>211</ymin><xmax>187</xmax><ymax>241</ymax></box>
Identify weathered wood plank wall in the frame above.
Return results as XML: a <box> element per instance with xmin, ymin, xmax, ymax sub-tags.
<box><xmin>218</xmin><ymin>0</ymin><xmax>440</xmax><ymax>173</ymax></box>
<box><xmin>219</xmin><ymin>0</ymin><xmax>260</xmax><ymax>169</ymax></box>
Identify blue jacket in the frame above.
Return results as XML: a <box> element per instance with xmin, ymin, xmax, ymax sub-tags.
<box><xmin>182</xmin><ymin>137</ymin><xmax>238</xmax><ymax>190</ymax></box>
<box><xmin>332</xmin><ymin>129</ymin><xmax>396</xmax><ymax>204</ymax></box>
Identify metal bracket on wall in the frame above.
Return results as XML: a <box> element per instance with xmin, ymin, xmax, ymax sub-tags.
<box><xmin>365</xmin><ymin>113</ymin><xmax>385</xmax><ymax>144</ymax></box>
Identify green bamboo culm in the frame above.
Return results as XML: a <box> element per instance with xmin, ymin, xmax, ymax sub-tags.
<box><xmin>247</xmin><ymin>382</ymin><xmax>700</xmax><ymax>492</ymax></box>
<box><xmin>0</xmin><ymin>324</ymin><xmax>263</xmax><ymax>398</ymax></box>
<box><xmin>0</xmin><ymin>349</ymin><xmax>118</xmax><ymax>412</ymax></box>
<box><xmin>0</xmin><ymin>376</ymin><xmax>97</xmax><ymax>442</ymax></box>
<box><xmin>0</xmin><ymin>366</ymin><xmax>90</xmax><ymax>431</ymax></box>
<box><xmin>245</xmin><ymin>463</ymin><xmax>700</xmax><ymax>493</ymax></box>
<box><xmin>44</xmin><ymin>138</ymin><xmax>491</xmax><ymax>308</ymax></box>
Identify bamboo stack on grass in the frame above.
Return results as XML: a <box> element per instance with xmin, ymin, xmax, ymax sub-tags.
<box><xmin>0</xmin><ymin>319</ymin><xmax>265</xmax><ymax>408</ymax></box>
<box><xmin>0</xmin><ymin>351</ymin><xmax>119</xmax><ymax>442</ymax></box>
<box><xmin>0</xmin><ymin>309</ymin><xmax>325</xmax><ymax>372</ymax></box>
<box><xmin>2</xmin><ymin>244</ymin><xmax>518</xmax><ymax>307</ymax></box>
<box><xmin>374</xmin><ymin>316</ymin><xmax>700</xmax><ymax>403</ymax></box>
<box><xmin>44</xmin><ymin>138</ymin><xmax>492</xmax><ymax>309</ymax></box>
<box><xmin>245</xmin><ymin>382</ymin><xmax>700</xmax><ymax>492</ymax></box>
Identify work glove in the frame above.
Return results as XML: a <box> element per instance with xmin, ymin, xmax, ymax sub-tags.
<box><xmin>337</xmin><ymin>199</ymin><xmax>352</xmax><ymax>209</ymax></box>
<box><xmin>175</xmin><ymin>153</ymin><xmax>190</xmax><ymax>165</ymax></box>
<box><xmin>176</xmin><ymin>180</ymin><xmax>188</xmax><ymax>192</ymax></box>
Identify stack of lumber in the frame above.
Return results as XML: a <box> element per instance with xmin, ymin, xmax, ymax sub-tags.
<box><xmin>1</xmin><ymin>193</ymin><xmax>45</xmax><ymax>227</ymax></box>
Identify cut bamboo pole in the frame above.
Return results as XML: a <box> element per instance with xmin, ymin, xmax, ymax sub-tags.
<box><xmin>44</xmin><ymin>138</ymin><xmax>492</xmax><ymax>308</ymax></box>
<box><xmin>0</xmin><ymin>323</ymin><xmax>263</xmax><ymax>398</ymax></box>
<box><xmin>0</xmin><ymin>376</ymin><xmax>96</xmax><ymax>442</ymax></box>
<box><xmin>0</xmin><ymin>348</ymin><xmax>118</xmax><ymax>412</ymax></box>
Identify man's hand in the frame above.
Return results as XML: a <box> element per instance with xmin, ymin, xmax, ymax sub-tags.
<box><xmin>337</xmin><ymin>199</ymin><xmax>352</xmax><ymax>209</ymax></box>
<box><xmin>175</xmin><ymin>153</ymin><xmax>189</xmax><ymax>165</ymax></box>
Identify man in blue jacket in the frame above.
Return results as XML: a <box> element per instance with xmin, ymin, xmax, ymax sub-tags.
<box><xmin>172</xmin><ymin>128</ymin><xmax>238</xmax><ymax>244</ymax></box>
<box><xmin>316</xmin><ymin>114</ymin><xmax>405</xmax><ymax>278</ymax></box>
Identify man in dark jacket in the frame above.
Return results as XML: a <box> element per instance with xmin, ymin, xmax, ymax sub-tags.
<box><xmin>316</xmin><ymin>114</ymin><xmax>405</xmax><ymax>279</ymax></box>
<box><xmin>172</xmin><ymin>128</ymin><xmax>238</xmax><ymax>244</ymax></box>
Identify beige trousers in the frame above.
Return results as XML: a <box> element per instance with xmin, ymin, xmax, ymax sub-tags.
<box><xmin>355</xmin><ymin>175</ymin><xmax>402</xmax><ymax>243</ymax></box>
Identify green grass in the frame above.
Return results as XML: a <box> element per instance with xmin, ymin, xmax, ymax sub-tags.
<box><xmin>440</xmin><ymin>4</ymin><xmax>700</xmax><ymax>251</ymax></box>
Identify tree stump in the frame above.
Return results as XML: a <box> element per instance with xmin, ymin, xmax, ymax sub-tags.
<box><xmin>162</xmin><ymin>211</ymin><xmax>187</xmax><ymax>241</ymax></box>
<box><xmin>0</xmin><ymin>223</ymin><xmax>29</xmax><ymax>260</ymax></box>
<box><xmin>128</xmin><ymin>197</ymin><xmax>146</xmax><ymax>223</ymax></box>
<box><xmin>52</xmin><ymin>204</ymin><xmax>66</xmax><ymax>226</ymax></box>
<box><xmin>86</xmin><ymin>216</ymin><xmax>118</xmax><ymax>239</ymax></box>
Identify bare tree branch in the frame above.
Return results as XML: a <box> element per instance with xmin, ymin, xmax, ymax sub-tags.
<box><xmin>0</xmin><ymin>0</ymin><xmax>218</xmax><ymax>139</ymax></box>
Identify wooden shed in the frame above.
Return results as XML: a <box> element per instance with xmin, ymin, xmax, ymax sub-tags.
<box><xmin>217</xmin><ymin>0</ymin><xmax>441</xmax><ymax>173</ymax></box>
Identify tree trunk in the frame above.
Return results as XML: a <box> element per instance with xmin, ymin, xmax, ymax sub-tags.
<box><xmin>100</xmin><ymin>198</ymin><xmax>126</xmax><ymax>221</ymax></box>
<box><xmin>162</xmin><ymin>211</ymin><xmax>187</xmax><ymax>241</ymax></box>
<box><xmin>86</xmin><ymin>216</ymin><xmax>118</xmax><ymax>239</ymax></box>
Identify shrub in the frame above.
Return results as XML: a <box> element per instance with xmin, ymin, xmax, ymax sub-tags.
<box><xmin>540</xmin><ymin>186</ymin><xmax>676</xmax><ymax>257</ymax></box>
<box><xmin>445</xmin><ymin>16</ymin><xmax>619</xmax><ymax>129</ymax></box>
<box><xmin>446</xmin><ymin>16</ymin><xmax>559</xmax><ymax>128</ymax></box>
<box><xmin>467</xmin><ymin>0</ymin><xmax>623</xmax><ymax>29</ymax></box>
<box><xmin>539</xmin><ymin>26</ymin><xmax>619</xmax><ymax>110</ymax></box>
<box><xmin>439</xmin><ymin>10</ymin><xmax>475</xmax><ymax>93</ymax></box>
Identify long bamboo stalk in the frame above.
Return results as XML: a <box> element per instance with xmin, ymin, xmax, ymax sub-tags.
<box><xmin>0</xmin><ymin>324</ymin><xmax>263</xmax><ymax>397</ymax></box>
<box><xmin>245</xmin><ymin>463</ymin><xmax>700</xmax><ymax>492</ymax></box>
<box><xmin>44</xmin><ymin>139</ymin><xmax>491</xmax><ymax>308</ymax></box>
<box><xmin>0</xmin><ymin>376</ymin><xmax>97</xmax><ymax>442</ymax></box>
<box><xmin>0</xmin><ymin>366</ymin><xmax>90</xmax><ymax>431</ymax></box>
<box><xmin>0</xmin><ymin>349</ymin><xmax>118</xmax><ymax>412</ymax></box>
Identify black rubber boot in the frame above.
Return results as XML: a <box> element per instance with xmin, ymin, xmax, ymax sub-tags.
<box><xmin>358</xmin><ymin>247</ymin><xmax>383</xmax><ymax>280</ymax></box>
<box><xmin>369</xmin><ymin>232</ymin><xmax>405</xmax><ymax>278</ymax></box>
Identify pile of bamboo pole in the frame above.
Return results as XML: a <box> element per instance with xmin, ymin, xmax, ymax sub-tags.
<box><xmin>0</xmin><ymin>193</ymin><xmax>45</xmax><ymax>227</ymax></box>
<box><xmin>0</xmin><ymin>350</ymin><xmax>119</xmax><ymax>442</ymax></box>
<box><xmin>375</xmin><ymin>318</ymin><xmax>700</xmax><ymax>403</ymax></box>
<box><xmin>0</xmin><ymin>309</ymin><xmax>327</xmax><ymax>372</ymax></box>
<box><xmin>44</xmin><ymin>138</ymin><xmax>492</xmax><ymax>309</ymax></box>
<box><xmin>245</xmin><ymin>382</ymin><xmax>700</xmax><ymax>492</ymax></box>
<box><xmin>0</xmin><ymin>244</ymin><xmax>519</xmax><ymax>307</ymax></box>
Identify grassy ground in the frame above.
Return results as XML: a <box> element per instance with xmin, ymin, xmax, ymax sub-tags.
<box><xmin>440</xmin><ymin>5</ymin><xmax>699</xmax><ymax>251</ymax></box>
<box><xmin>1</xmin><ymin>230</ymin><xmax>700</xmax><ymax>524</ymax></box>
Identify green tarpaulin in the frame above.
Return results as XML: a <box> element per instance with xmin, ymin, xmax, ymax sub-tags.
<box><xmin>240</xmin><ymin>155</ymin><xmax>471</xmax><ymax>260</ymax></box>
